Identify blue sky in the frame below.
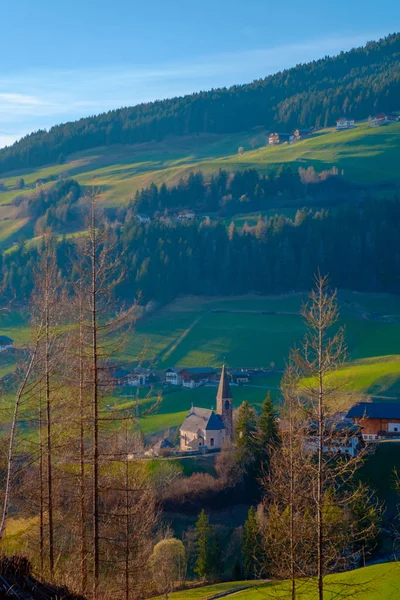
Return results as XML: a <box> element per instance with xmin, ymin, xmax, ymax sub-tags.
<box><xmin>0</xmin><ymin>0</ymin><xmax>398</xmax><ymax>148</ymax></box>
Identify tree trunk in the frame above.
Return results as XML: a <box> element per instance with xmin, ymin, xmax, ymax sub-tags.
<box><xmin>91</xmin><ymin>197</ymin><xmax>100</xmax><ymax>599</ymax></box>
<box><xmin>79</xmin><ymin>293</ymin><xmax>88</xmax><ymax>595</ymax></box>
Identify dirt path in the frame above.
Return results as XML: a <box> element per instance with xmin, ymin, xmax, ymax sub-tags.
<box><xmin>205</xmin><ymin>583</ymin><xmax>267</xmax><ymax>600</ymax></box>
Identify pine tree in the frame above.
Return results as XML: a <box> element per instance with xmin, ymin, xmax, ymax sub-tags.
<box><xmin>234</xmin><ymin>401</ymin><xmax>258</xmax><ymax>468</ymax></box>
<box><xmin>257</xmin><ymin>392</ymin><xmax>280</xmax><ymax>466</ymax></box>
<box><xmin>194</xmin><ymin>510</ymin><xmax>212</xmax><ymax>580</ymax></box>
<box><xmin>242</xmin><ymin>506</ymin><xmax>263</xmax><ymax>579</ymax></box>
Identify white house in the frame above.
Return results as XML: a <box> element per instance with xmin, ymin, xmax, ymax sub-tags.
<box><xmin>368</xmin><ymin>113</ymin><xmax>398</xmax><ymax>127</ymax></box>
<box><xmin>336</xmin><ymin>117</ymin><xmax>355</xmax><ymax>130</ymax></box>
<box><xmin>304</xmin><ymin>418</ymin><xmax>362</xmax><ymax>458</ymax></box>
<box><xmin>0</xmin><ymin>336</ymin><xmax>13</xmax><ymax>352</ymax></box>
<box><xmin>229</xmin><ymin>370</ymin><xmax>250</xmax><ymax>384</ymax></box>
<box><xmin>165</xmin><ymin>368</ymin><xmax>181</xmax><ymax>386</ymax></box>
<box><xmin>177</xmin><ymin>210</ymin><xmax>196</xmax><ymax>222</ymax></box>
<box><xmin>136</xmin><ymin>214</ymin><xmax>151</xmax><ymax>224</ymax></box>
<box><xmin>127</xmin><ymin>367</ymin><xmax>151</xmax><ymax>386</ymax></box>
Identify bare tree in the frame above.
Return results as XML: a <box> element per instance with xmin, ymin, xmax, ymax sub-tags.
<box><xmin>291</xmin><ymin>274</ymin><xmax>379</xmax><ymax>598</ymax></box>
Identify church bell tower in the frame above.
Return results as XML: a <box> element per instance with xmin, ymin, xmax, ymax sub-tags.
<box><xmin>216</xmin><ymin>365</ymin><xmax>233</xmax><ymax>441</ymax></box>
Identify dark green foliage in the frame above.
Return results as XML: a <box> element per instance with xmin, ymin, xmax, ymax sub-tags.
<box><xmin>235</xmin><ymin>402</ymin><xmax>258</xmax><ymax>467</ymax></box>
<box><xmin>257</xmin><ymin>392</ymin><xmax>280</xmax><ymax>465</ymax></box>
<box><xmin>242</xmin><ymin>506</ymin><xmax>264</xmax><ymax>579</ymax></box>
<box><xmin>132</xmin><ymin>166</ymin><xmax>345</xmax><ymax>217</ymax></box>
<box><xmin>194</xmin><ymin>510</ymin><xmax>213</xmax><ymax>579</ymax></box>
<box><xmin>1</xmin><ymin>34</ymin><xmax>399</xmax><ymax>173</ymax></box>
<box><xmin>3</xmin><ymin>189</ymin><xmax>400</xmax><ymax>305</ymax></box>
<box><xmin>210</xmin><ymin>531</ymin><xmax>224</xmax><ymax>581</ymax></box>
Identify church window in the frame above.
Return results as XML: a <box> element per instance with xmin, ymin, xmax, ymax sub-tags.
<box><xmin>210</xmin><ymin>438</ymin><xmax>214</xmax><ymax>447</ymax></box>
<box><xmin>224</xmin><ymin>400</ymin><xmax>230</xmax><ymax>411</ymax></box>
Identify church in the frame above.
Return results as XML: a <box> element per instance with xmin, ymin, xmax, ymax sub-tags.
<box><xmin>179</xmin><ymin>365</ymin><xmax>233</xmax><ymax>452</ymax></box>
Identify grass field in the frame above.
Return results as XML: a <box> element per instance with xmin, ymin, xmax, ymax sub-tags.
<box><xmin>2</xmin><ymin>290</ymin><xmax>400</xmax><ymax>435</ymax></box>
<box><xmin>0</xmin><ymin>123</ymin><xmax>399</xmax><ymax>217</ymax></box>
<box><xmin>154</xmin><ymin>563</ymin><xmax>400</xmax><ymax>600</ymax></box>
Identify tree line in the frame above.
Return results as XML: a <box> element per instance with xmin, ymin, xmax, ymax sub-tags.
<box><xmin>131</xmin><ymin>165</ymin><xmax>345</xmax><ymax>216</ymax></box>
<box><xmin>0</xmin><ymin>33</ymin><xmax>399</xmax><ymax>173</ymax></box>
<box><xmin>3</xmin><ymin>190</ymin><xmax>400</xmax><ymax>306</ymax></box>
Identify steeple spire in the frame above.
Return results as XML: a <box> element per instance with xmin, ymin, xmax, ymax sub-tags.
<box><xmin>216</xmin><ymin>365</ymin><xmax>233</xmax><ymax>441</ymax></box>
<box><xmin>217</xmin><ymin>364</ymin><xmax>232</xmax><ymax>402</ymax></box>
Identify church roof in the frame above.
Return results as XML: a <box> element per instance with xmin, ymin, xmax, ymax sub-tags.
<box><xmin>217</xmin><ymin>365</ymin><xmax>232</xmax><ymax>400</ymax></box>
<box><xmin>180</xmin><ymin>406</ymin><xmax>224</xmax><ymax>433</ymax></box>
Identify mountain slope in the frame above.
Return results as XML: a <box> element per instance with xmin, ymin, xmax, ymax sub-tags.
<box><xmin>0</xmin><ymin>122</ymin><xmax>399</xmax><ymax>213</ymax></box>
<box><xmin>0</xmin><ymin>33</ymin><xmax>399</xmax><ymax>174</ymax></box>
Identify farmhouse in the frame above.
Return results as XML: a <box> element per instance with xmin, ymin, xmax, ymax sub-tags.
<box><xmin>164</xmin><ymin>368</ymin><xmax>181</xmax><ymax>386</ymax></box>
<box><xmin>127</xmin><ymin>367</ymin><xmax>152</xmax><ymax>386</ymax></box>
<box><xmin>304</xmin><ymin>418</ymin><xmax>362</xmax><ymax>458</ymax></box>
<box><xmin>136</xmin><ymin>214</ymin><xmax>151</xmax><ymax>224</ymax></box>
<box><xmin>179</xmin><ymin>367</ymin><xmax>215</xmax><ymax>389</ymax></box>
<box><xmin>145</xmin><ymin>437</ymin><xmax>174</xmax><ymax>457</ymax></box>
<box><xmin>336</xmin><ymin>117</ymin><xmax>355</xmax><ymax>130</ymax></box>
<box><xmin>177</xmin><ymin>210</ymin><xmax>196</xmax><ymax>222</ymax></box>
<box><xmin>179</xmin><ymin>365</ymin><xmax>233</xmax><ymax>451</ymax></box>
<box><xmin>347</xmin><ymin>402</ymin><xmax>400</xmax><ymax>440</ymax></box>
<box><xmin>368</xmin><ymin>113</ymin><xmax>398</xmax><ymax>127</ymax></box>
<box><xmin>0</xmin><ymin>336</ymin><xmax>13</xmax><ymax>352</ymax></box>
<box><xmin>229</xmin><ymin>369</ymin><xmax>250</xmax><ymax>384</ymax></box>
<box><xmin>268</xmin><ymin>132</ymin><xmax>294</xmax><ymax>146</ymax></box>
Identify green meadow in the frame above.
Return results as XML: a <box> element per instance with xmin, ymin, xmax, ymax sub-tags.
<box><xmin>2</xmin><ymin>291</ymin><xmax>400</xmax><ymax>435</ymax></box>
<box><xmin>157</xmin><ymin>563</ymin><xmax>400</xmax><ymax>600</ymax></box>
<box><xmin>0</xmin><ymin>123</ymin><xmax>399</xmax><ymax>215</ymax></box>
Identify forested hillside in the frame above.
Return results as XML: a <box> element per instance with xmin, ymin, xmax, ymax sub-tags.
<box><xmin>3</xmin><ymin>190</ymin><xmax>400</xmax><ymax>304</ymax></box>
<box><xmin>0</xmin><ymin>33</ymin><xmax>399</xmax><ymax>173</ymax></box>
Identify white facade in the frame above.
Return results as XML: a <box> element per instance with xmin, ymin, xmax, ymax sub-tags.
<box><xmin>182</xmin><ymin>378</ymin><xmax>203</xmax><ymax>389</ymax></box>
<box><xmin>336</xmin><ymin>118</ymin><xmax>355</xmax><ymax>130</ymax></box>
<box><xmin>180</xmin><ymin>427</ymin><xmax>225</xmax><ymax>451</ymax></box>
<box><xmin>165</xmin><ymin>369</ymin><xmax>181</xmax><ymax>385</ymax></box>
<box><xmin>388</xmin><ymin>423</ymin><xmax>400</xmax><ymax>433</ymax></box>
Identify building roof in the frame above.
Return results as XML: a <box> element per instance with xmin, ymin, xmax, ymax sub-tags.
<box><xmin>151</xmin><ymin>437</ymin><xmax>174</xmax><ymax>452</ymax></box>
<box><xmin>0</xmin><ymin>335</ymin><xmax>13</xmax><ymax>345</ymax></box>
<box><xmin>217</xmin><ymin>365</ymin><xmax>232</xmax><ymax>400</ymax></box>
<box><xmin>180</xmin><ymin>406</ymin><xmax>224</xmax><ymax>433</ymax></box>
<box><xmin>347</xmin><ymin>402</ymin><xmax>400</xmax><ymax>420</ymax></box>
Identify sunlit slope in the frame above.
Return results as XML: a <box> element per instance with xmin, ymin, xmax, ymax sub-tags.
<box><xmin>0</xmin><ymin>123</ymin><xmax>399</xmax><ymax>208</ymax></box>
<box><xmin>154</xmin><ymin>563</ymin><xmax>400</xmax><ymax>600</ymax></box>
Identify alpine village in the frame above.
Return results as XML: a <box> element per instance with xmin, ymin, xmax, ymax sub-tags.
<box><xmin>0</xmin><ymin>8</ymin><xmax>400</xmax><ymax>599</ymax></box>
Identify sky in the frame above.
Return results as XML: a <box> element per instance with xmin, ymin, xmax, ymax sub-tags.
<box><xmin>0</xmin><ymin>0</ymin><xmax>398</xmax><ymax>148</ymax></box>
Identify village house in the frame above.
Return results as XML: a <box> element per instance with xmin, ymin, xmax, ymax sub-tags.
<box><xmin>0</xmin><ymin>336</ymin><xmax>13</xmax><ymax>352</ymax></box>
<box><xmin>135</xmin><ymin>214</ymin><xmax>151</xmax><ymax>224</ymax></box>
<box><xmin>336</xmin><ymin>117</ymin><xmax>355</xmax><ymax>130</ymax></box>
<box><xmin>304</xmin><ymin>418</ymin><xmax>362</xmax><ymax>458</ymax></box>
<box><xmin>144</xmin><ymin>437</ymin><xmax>175</xmax><ymax>457</ymax></box>
<box><xmin>368</xmin><ymin>113</ymin><xmax>398</xmax><ymax>127</ymax></box>
<box><xmin>177</xmin><ymin>210</ymin><xmax>196</xmax><ymax>222</ymax></box>
<box><xmin>268</xmin><ymin>132</ymin><xmax>294</xmax><ymax>146</ymax></box>
<box><xmin>179</xmin><ymin>367</ymin><xmax>215</xmax><ymax>389</ymax></box>
<box><xmin>127</xmin><ymin>367</ymin><xmax>152</xmax><ymax>386</ymax></box>
<box><xmin>179</xmin><ymin>365</ymin><xmax>233</xmax><ymax>451</ymax></box>
<box><xmin>229</xmin><ymin>369</ymin><xmax>250</xmax><ymax>384</ymax></box>
<box><xmin>347</xmin><ymin>402</ymin><xmax>400</xmax><ymax>440</ymax></box>
<box><xmin>164</xmin><ymin>368</ymin><xmax>181</xmax><ymax>386</ymax></box>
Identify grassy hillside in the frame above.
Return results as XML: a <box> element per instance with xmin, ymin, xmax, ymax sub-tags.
<box><xmin>154</xmin><ymin>563</ymin><xmax>400</xmax><ymax>600</ymax></box>
<box><xmin>0</xmin><ymin>123</ymin><xmax>399</xmax><ymax>216</ymax></box>
<box><xmin>2</xmin><ymin>291</ymin><xmax>400</xmax><ymax>435</ymax></box>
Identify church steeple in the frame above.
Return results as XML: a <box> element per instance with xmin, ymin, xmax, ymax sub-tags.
<box><xmin>216</xmin><ymin>365</ymin><xmax>233</xmax><ymax>441</ymax></box>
